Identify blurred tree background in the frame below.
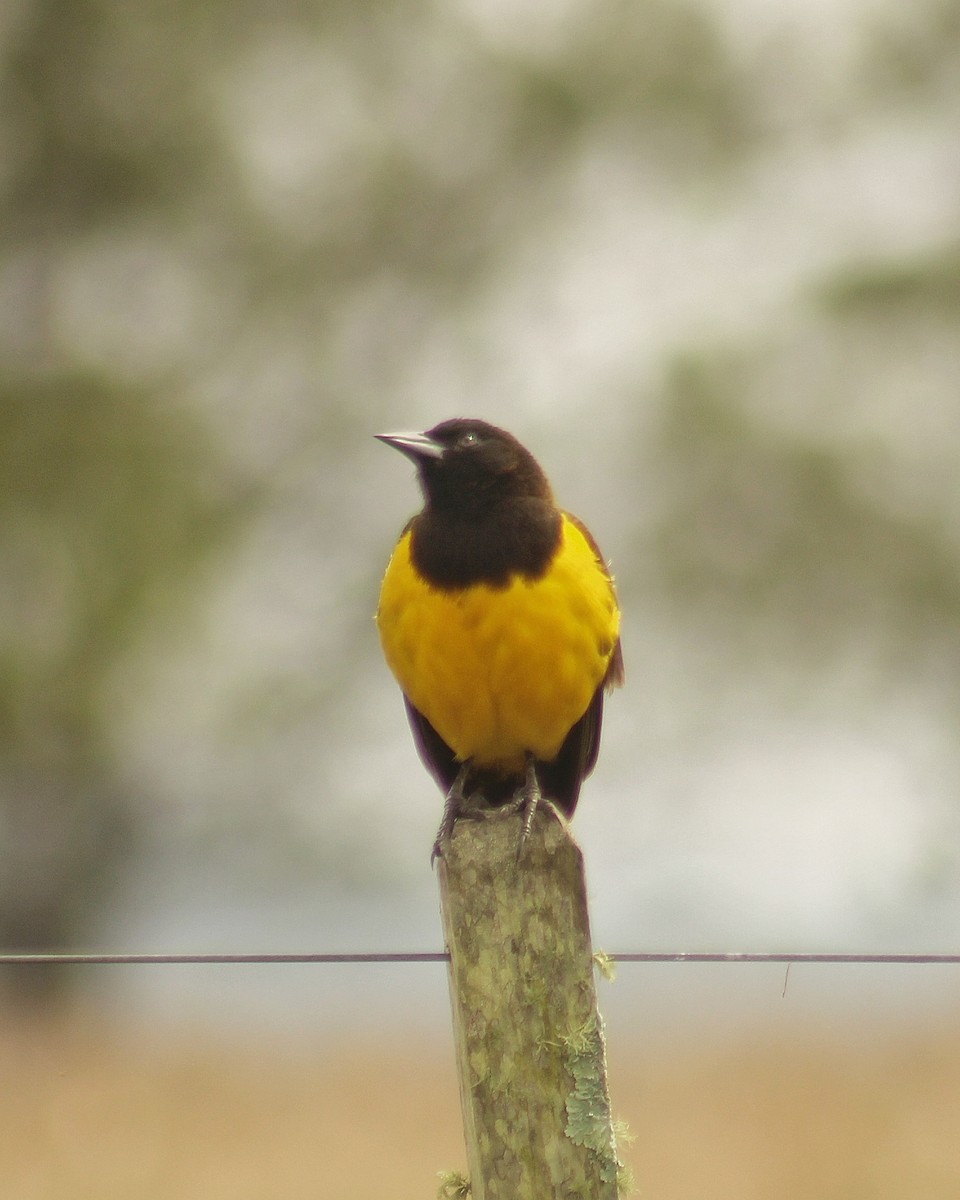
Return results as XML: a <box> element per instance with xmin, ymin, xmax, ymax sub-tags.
<box><xmin>2</xmin><ymin>0</ymin><xmax>959</xmax><ymax>1011</ymax></box>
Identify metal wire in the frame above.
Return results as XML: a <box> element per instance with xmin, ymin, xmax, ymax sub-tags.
<box><xmin>1</xmin><ymin>951</ymin><xmax>958</xmax><ymax>966</ymax></box>
<box><xmin>0</xmin><ymin>952</ymin><xmax>448</xmax><ymax>965</ymax></box>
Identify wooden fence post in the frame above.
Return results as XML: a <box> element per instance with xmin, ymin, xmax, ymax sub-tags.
<box><xmin>438</xmin><ymin>802</ymin><xmax>623</xmax><ymax>1200</ymax></box>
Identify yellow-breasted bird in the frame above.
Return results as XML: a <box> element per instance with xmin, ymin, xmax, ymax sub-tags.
<box><xmin>376</xmin><ymin>418</ymin><xmax>623</xmax><ymax>860</ymax></box>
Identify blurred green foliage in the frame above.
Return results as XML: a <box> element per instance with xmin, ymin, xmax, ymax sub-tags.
<box><xmin>1</xmin><ymin>0</ymin><xmax>959</xmax><ymax>1002</ymax></box>
<box><xmin>651</xmin><ymin>361</ymin><xmax>960</xmax><ymax>666</ymax></box>
<box><xmin>0</xmin><ymin>377</ymin><xmax>239</xmax><ymax>998</ymax></box>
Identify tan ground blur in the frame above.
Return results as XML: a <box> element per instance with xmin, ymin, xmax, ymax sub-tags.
<box><xmin>2</xmin><ymin>1013</ymin><xmax>958</xmax><ymax>1199</ymax></box>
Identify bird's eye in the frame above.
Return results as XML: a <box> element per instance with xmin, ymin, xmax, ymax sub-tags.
<box><xmin>458</xmin><ymin>431</ymin><xmax>480</xmax><ymax>449</ymax></box>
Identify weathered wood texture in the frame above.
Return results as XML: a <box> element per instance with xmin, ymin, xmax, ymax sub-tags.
<box><xmin>438</xmin><ymin>804</ymin><xmax>621</xmax><ymax>1200</ymax></box>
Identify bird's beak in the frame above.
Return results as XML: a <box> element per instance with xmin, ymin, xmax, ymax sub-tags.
<box><xmin>375</xmin><ymin>431</ymin><xmax>444</xmax><ymax>463</ymax></box>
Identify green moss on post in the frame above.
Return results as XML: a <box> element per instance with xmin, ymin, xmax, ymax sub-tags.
<box><xmin>438</xmin><ymin>804</ymin><xmax>622</xmax><ymax>1200</ymax></box>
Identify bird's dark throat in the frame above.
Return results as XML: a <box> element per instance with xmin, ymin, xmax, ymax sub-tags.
<box><xmin>410</xmin><ymin>500</ymin><xmax>562</xmax><ymax>590</ymax></box>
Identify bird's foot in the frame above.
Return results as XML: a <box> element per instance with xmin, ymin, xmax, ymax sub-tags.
<box><xmin>431</xmin><ymin>761</ymin><xmax>474</xmax><ymax>865</ymax></box>
<box><xmin>433</xmin><ymin>756</ymin><xmax>544</xmax><ymax>863</ymax></box>
<box><xmin>515</xmin><ymin>754</ymin><xmax>542</xmax><ymax>861</ymax></box>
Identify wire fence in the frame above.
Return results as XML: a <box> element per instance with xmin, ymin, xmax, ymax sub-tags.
<box><xmin>1</xmin><ymin>951</ymin><xmax>958</xmax><ymax>966</ymax></box>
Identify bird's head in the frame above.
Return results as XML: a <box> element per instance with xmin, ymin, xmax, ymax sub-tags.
<box><xmin>376</xmin><ymin>419</ymin><xmax>552</xmax><ymax>514</ymax></box>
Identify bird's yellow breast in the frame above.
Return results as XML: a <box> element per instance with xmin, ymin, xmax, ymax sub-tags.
<box><xmin>376</xmin><ymin>515</ymin><xmax>619</xmax><ymax>771</ymax></box>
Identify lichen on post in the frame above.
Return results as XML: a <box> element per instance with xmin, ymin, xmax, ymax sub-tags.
<box><xmin>438</xmin><ymin>803</ymin><xmax>623</xmax><ymax>1199</ymax></box>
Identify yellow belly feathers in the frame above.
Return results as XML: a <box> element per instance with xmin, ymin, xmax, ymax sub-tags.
<box><xmin>376</xmin><ymin>515</ymin><xmax>619</xmax><ymax>771</ymax></box>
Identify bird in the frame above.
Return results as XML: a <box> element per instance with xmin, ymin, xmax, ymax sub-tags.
<box><xmin>375</xmin><ymin>418</ymin><xmax>623</xmax><ymax>861</ymax></box>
